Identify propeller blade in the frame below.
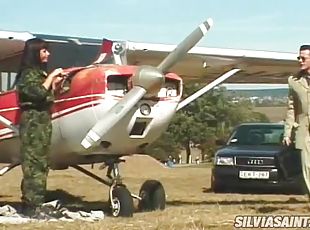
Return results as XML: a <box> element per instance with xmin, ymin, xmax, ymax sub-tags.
<box><xmin>158</xmin><ymin>18</ymin><xmax>213</xmax><ymax>72</ymax></box>
<box><xmin>81</xmin><ymin>86</ymin><xmax>146</xmax><ymax>149</ymax></box>
<box><xmin>81</xmin><ymin>18</ymin><xmax>214</xmax><ymax>149</ymax></box>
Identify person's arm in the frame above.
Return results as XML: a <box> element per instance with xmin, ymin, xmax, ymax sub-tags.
<box><xmin>18</xmin><ymin>69</ymin><xmax>50</xmax><ymax>102</ymax></box>
<box><xmin>283</xmin><ymin>78</ymin><xmax>295</xmax><ymax>146</ymax></box>
<box><xmin>18</xmin><ymin>68</ymin><xmax>63</xmax><ymax>103</ymax></box>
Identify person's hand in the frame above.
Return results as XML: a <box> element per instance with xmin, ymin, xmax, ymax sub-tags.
<box><xmin>52</xmin><ymin>75</ymin><xmax>66</xmax><ymax>91</ymax></box>
<box><xmin>53</xmin><ymin>75</ymin><xmax>64</xmax><ymax>84</ymax></box>
<box><xmin>49</xmin><ymin>68</ymin><xmax>63</xmax><ymax>78</ymax></box>
<box><xmin>282</xmin><ymin>136</ymin><xmax>291</xmax><ymax>146</ymax></box>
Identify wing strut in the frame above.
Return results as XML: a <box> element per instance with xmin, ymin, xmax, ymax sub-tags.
<box><xmin>176</xmin><ymin>68</ymin><xmax>240</xmax><ymax>111</ymax></box>
<box><xmin>0</xmin><ymin>115</ymin><xmax>19</xmax><ymax>134</ymax></box>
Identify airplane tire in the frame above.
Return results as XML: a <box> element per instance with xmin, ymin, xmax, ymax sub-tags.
<box><xmin>111</xmin><ymin>186</ymin><xmax>134</xmax><ymax>217</ymax></box>
<box><xmin>138</xmin><ymin>180</ymin><xmax>166</xmax><ymax>211</ymax></box>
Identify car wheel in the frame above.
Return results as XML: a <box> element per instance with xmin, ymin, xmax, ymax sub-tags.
<box><xmin>211</xmin><ymin>175</ymin><xmax>225</xmax><ymax>193</ymax></box>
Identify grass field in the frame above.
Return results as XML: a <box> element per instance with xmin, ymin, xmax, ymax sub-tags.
<box><xmin>0</xmin><ymin>155</ymin><xmax>308</xmax><ymax>230</ymax></box>
<box><xmin>253</xmin><ymin>106</ymin><xmax>287</xmax><ymax>122</ymax></box>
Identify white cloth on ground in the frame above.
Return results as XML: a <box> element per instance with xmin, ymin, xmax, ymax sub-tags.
<box><xmin>0</xmin><ymin>200</ymin><xmax>104</xmax><ymax>224</ymax></box>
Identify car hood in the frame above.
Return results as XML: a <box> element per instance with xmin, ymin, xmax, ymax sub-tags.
<box><xmin>216</xmin><ymin>145</ymin><xmax>284</xmax><ymax>157</ymax></box>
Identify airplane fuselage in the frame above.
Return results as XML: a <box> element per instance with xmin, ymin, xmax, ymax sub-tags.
<box><xmin>0</xmin><ymin>64</ymin><xmax>183</xmax><ymax>168</ymax></box>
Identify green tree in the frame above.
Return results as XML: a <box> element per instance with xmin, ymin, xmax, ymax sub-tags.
<box><xmin>145</xmin><ymin>132</ymin><xmax>180</xmax><ymax>161</ymax></box>
<box><xmin>145</xmin><ymin>84</ymin><xmax>270</xmax><ymax>163</ymax></box>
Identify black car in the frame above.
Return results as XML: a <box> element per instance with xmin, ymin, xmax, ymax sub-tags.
<box><xmin>211</xmin><ymin>123</ymin><xmax>305</xmax><ymax>193</ymax></box>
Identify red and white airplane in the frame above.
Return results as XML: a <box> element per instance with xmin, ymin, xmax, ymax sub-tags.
<box><xmin>0</xmin><ymin>19</ymin><xmax>299</xmax><ymax>217</ymax></box>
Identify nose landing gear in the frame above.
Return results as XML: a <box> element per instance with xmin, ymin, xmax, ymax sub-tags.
<box><xmin>71</xmin><ymin>157</ymin><xmax>166</xmax><ymax>217</ymax></box>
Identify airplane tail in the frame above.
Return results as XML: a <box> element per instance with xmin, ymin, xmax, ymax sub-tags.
<box><xmin>92</xmin><ymin>39</ymin><xmax>114</xmax><ymax>64</ymax></box>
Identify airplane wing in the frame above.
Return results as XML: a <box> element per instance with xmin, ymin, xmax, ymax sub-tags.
<box><xmin>0</xmin><ymin>30</ymin><xmax>298</xmax><ymax>86</ymax></box>
<box><xmin>0</xmin><ymin>31</ymin><xmax>104</xmax><ymax>89</ymax></box>
<box><xmin>0</xmin><ymin>31</ymin><xmax>35</xmax><ymax>73</ymax></box>
<box><xmin>125</xmin><ymin>42</ymin><xmax>298</xmax><ymax>84</ymax></box>
<box><xmin>0</xmin><ymin>31</ymin><xmax>102</xmax><ymax>73</ymax></box>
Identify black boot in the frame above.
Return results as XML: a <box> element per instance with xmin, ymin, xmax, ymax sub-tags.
<box><xmin>21</xmin><ymin>203</ymin><xmax>36</xmax><ymax>218</ymax></box>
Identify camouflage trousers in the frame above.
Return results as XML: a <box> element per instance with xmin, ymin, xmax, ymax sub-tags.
<box><xmin>19</xmin><ymin>110</ymin><xmax>52</xmax><ymax>210</ymax></box>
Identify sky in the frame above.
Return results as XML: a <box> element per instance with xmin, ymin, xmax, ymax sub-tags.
<box><xmin>1</xmin><ymin>0</ymin><xmax>310</xmax><ymax>53</ymax></box>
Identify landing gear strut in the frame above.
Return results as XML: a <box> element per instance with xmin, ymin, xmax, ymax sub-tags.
<box><xmin>71</xmin><ymin>157</ymin><xmax>166</xmax><ymax>217</ymax></box>
<box><xmin>0</xmin><ymin>163</ymin><xmax>19</xmax><ymax>176</ymax></box>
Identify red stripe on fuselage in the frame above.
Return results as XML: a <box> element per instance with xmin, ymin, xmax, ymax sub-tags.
<box><xmin>52</xmin><ymin>95</ymin><xmax>103</xmax><ymax>114</ymax></box>
<box><xmin>52</xmin><ymin>102</ymin><xmax>101</xmax><ymax>119</ymax></box>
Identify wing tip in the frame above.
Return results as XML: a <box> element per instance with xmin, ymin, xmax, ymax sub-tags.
<box><xmin>200</xmin><ymin>18</ymin><xmax>214</xmax><ymax>35</ymax></box>
<box><xmin>206</xmin><ymin>18</ymin><xmax>214</xmax><ymax>28</ymax></box>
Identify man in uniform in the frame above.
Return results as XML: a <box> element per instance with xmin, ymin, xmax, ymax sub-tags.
<box><xmin>283</xmin><ymin>44</ymin><xmax>310</xmax><ymax>197</ymax></box>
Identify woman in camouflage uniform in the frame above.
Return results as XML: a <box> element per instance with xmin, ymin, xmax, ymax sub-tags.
<box><xmin>16</xmin><ymin>38</ymin><xmax>64</xmax><ymax>217</ymax></box>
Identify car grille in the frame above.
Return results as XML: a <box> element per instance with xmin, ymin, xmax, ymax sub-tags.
<box><xmin>235</xmin><ymin>156</ymin><xmax>275</xmax><ymax>167</ymax></box>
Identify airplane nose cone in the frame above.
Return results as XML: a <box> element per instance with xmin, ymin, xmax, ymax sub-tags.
<box><xmin>132</xmin><ymin>66</ymin><xmax>165</xmax><ymax>94</ymax></box>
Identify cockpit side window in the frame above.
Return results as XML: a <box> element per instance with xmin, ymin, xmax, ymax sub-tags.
<box><xmin>106</xmin><ymin>74</ymin><xmax>130</xmax><ymax>96</ymax></box>
<box><xmin>1</xmin><ymin>72</ymin><xmax>17</xmax><ymax>91</ymax></box>
<box><xmin>158</xmin><ymin>78</ymin><xmax>180</xmax><ymax>98</ymax></box>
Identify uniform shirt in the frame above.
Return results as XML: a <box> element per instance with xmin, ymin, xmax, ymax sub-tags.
<box><xmin>17</xmin><ymin>68</ymin><xmax>54</xmax><ymax>111</ymax></box>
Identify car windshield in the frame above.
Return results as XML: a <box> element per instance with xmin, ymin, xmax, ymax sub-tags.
<box><xmin>228</xmin><ymin>125</ymin><xmax>284</xmax><ymax>146</ymax></box>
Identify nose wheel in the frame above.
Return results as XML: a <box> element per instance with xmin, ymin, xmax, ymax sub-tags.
<box><xmin>110</xmin><ymin>185</ymin><xmax>134</xmax><ymax>217</ymax></box>
<box><xmin>104</xmin><ymin>158</ymin><xmax>134</xmax><ymax>217</ymax></box>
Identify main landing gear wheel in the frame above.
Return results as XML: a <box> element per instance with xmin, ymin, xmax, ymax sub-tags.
<box><xmin>110</xmin><ymin>185</ymin><xmax>134</xmax><ymax>217</ymax></box>
<box><xmin>71</xmin><ymin>161</ymin><xmax>165</xmax><ymax>217</ymax></box>
<box><xmin>138</xmin><ymin>180</ymin><xmax>166</xmax><ymax>211</ymax></box>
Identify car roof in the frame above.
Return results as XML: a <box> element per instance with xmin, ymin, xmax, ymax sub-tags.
<box><xmin>237</xmin><ymin>122</ymin><xmax>284</xmax><ymax>127</ymax></box>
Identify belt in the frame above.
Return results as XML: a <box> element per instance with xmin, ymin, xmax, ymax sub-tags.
<box><xmin>20</xmin><ymin>104</ymin><xmax>51</xmax><ymax>112</ymax></box>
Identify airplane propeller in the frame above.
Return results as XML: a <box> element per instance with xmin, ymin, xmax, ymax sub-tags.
<box><xmin>158</xmin><ymin>19</ymin><xmax>213</xmax><ymax>72</ymax></box>
<box><xmin>81</xmin><ymin>18</ymin><xmax>214</xmax><ymax>149</ymax></box>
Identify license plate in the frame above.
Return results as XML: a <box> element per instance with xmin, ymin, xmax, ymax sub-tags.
<box><xmin>239</xmin><ymin>171</ymin><xmax>269</xmax><ymax>179</ymax></box>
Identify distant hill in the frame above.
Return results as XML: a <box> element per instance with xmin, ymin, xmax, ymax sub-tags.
<box><xmin>227</xmin><ymin>88</ymin><xmax>288</xmax><ymax>98</ymax></box>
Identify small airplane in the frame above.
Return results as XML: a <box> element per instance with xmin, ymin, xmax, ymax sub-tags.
<box><xmin>0</xmin><ymin>19</ymin><xmax>299</xmax><ymax>217</ymax></box>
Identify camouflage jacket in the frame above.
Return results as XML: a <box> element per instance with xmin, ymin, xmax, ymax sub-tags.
<box><xmin>17</xmin><ymin>68</ymin><xmax>54</xmax><ymax>111</ymax></box>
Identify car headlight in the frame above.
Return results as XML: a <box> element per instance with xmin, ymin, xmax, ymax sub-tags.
<box><xmin>215</xmin><ymin>156</ymin><xmax>234</xmax><ymax>165</ymax></box>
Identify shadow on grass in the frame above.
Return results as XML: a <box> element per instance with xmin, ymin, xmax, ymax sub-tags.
<box><xmin>168</xmin><ymin>187</ymin><xmax>306</xmax><ymax>210</ymax></box>
<box><xmin>0</xmin><ymin>189</ymin><xmax>110</xmax><ymax>214</ymax></box>
<box><xmin>45</xmin><ymin>189</ymin><xmax>110</xmax><ymax>212</ymax></box>
<box><xmin>202</xmin><ymin>186</ymin><xmax>305</xmax><ymax>195</ymax></box>
<box><xmin>0</xmin><ymin>189</ymin><xmax>307</xmax><ymax>215</ymax></box>
<box><xmin>166</xmin><ymin>197</ymin><xmax>309</xmax><ymax>213</ymax></box>
<box><xmin>166</xmin><ymin>197</ymin><xmax>305</xmax><ymax>207</ymax></box>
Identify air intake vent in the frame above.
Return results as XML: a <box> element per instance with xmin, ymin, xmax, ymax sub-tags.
<box><xmin>130</xmin><ymin>121</ymin><xmax>147</xmax><ymax>136</ymax></box>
